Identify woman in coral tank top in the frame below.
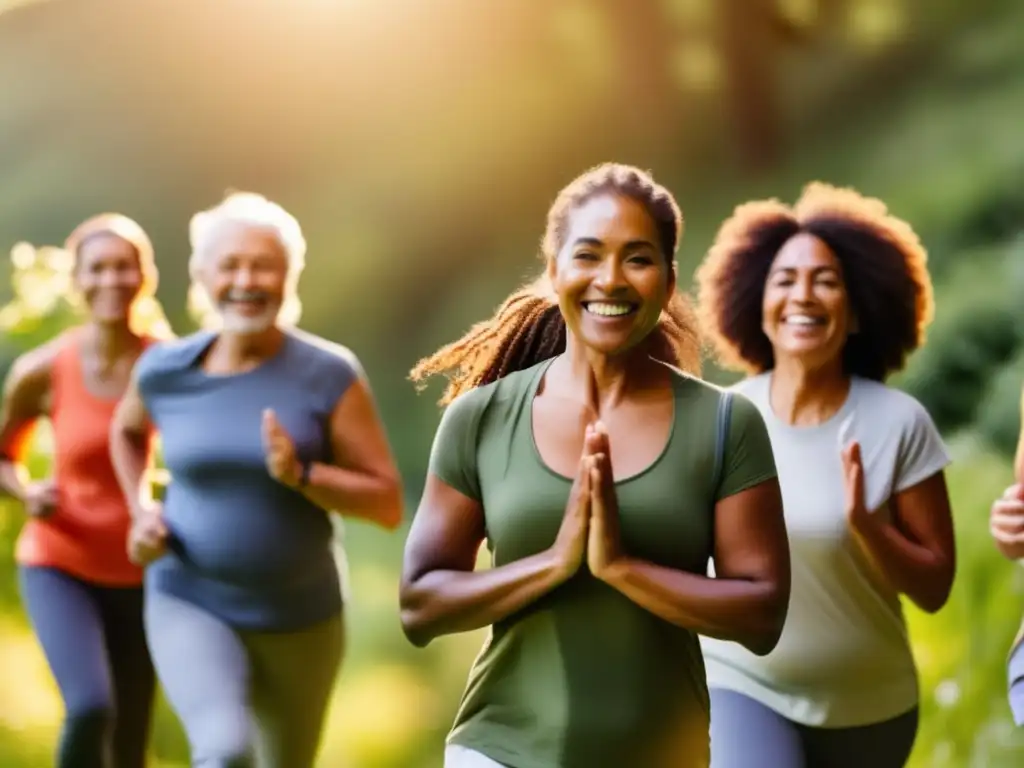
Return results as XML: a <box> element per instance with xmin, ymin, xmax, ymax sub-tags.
<box><xmin>0</xmin><ymin>214</ymin><xmax>172</xmax><ymax>768</ymax></box>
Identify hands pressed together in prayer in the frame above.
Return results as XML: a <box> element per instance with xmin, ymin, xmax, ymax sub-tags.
<box><xmin>552</xmin><ymin>421</ymin><xmax>624</xmax><ymax>581</ymax></box>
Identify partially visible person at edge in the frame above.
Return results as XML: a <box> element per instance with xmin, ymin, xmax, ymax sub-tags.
<box><xmin>988</xmin><ymin>387</ymin><xmax>1024</xmax><ymax>726</ymax></box>
<box><xmin>108</xmin><ymin>192</ymin><xmax>404</xmax><ymax>768</ymax></box>
<box><xmin>400</xmin><ymin>162</ymin><xmax>791</xmax><ymax>768</ymax></box>
<box><xmin>695</xmin><ymin>182</ymin><xmax>957</xmax><ymax>768</ymax></box>
<box><xmin>0</xmin><ymin>214</ymin><xmax>173</xmax><ymax>768</ymax></box>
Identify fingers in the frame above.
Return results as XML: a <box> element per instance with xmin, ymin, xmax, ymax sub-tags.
<box><xmin>582</xmin><ymin>423</ymin><xmax>600</xmax><ymax>457</ymax></box>
<box><xmin>992</xmin><ymin>500</ymin><xmax>1024</xmax><ymax>533</ymax></box>
<box><xmin>262</xmin><ymin>409</ymin><xmax>288</xmax><ymax>447</ymax></box>
<box><xmin>1003</xmin><ymin>483</ymin><xmax>1024</xmax><ymax>501</ymax></box>
<box><xmin>991</xmin><ymin>498</ymin><xmax>1024</xmax><ymax>519</ymax></box>
<box><xmin>991</xmin><ymin>521</ymin><xmax>1024</xmax><ymax>545</ymax></box>
<box><xmin>840</xmin><ymin>440</ymin><xmax>861</xmax><ymax>467</ymax></box>
<box><xmin>577</xmin><ymin>457</ymin><xmax>593</xmax><ymax>516</ymax></box>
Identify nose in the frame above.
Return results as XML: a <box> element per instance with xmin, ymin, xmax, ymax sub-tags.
<box><xmin>231</xmin><ymin>267</ymin><xmax>256</xmax><ymax>290</ymax></box>
<box><xmin>593</xmin><ymin>257</ymin><xmax>626</xmax><ymax>293</ymax></box>
<box><xmin>789</xmin><ymin>274</ymin><xmax>814</xmax><ymax>303</ymax></box>
<box><xmin>97</xmin><ymin>269</ymin><xmax>122</xmax><ymax>289</ymax></box>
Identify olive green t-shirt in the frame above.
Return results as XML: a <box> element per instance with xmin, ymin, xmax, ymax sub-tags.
<box><xmin>427</xmin><ymin>359</ymin><xmax>777</xmax><ymax>768</ymax></box>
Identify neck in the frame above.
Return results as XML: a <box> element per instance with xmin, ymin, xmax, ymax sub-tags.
<box><xmin>213</xmin><ymin>326</ymin><xmax>284</xmax><ymax>369</ymax></box>
<box><xmin>769</xmin><ymin>355</ymin><xmax>850</xmax><ymax>426</ymax></box>
<box><xmin>561</xmin><ymin>333</ymin><xmax>657</xmax><ymax>416</ymax></box>
<box><xmin>82</xmin><ymin>320</ymin><xmax>139</xmax><ymax>366</ymax></box>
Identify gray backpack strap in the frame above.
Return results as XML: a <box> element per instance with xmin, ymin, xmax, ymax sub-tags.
<box><xmin>712</xmin><ymin>391</ymin><xmax>734</xmax><ymax>494</ymax></box>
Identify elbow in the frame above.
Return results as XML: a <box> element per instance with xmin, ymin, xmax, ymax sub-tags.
<box><xmin>399</xmin><ymin>608</ymin><xmax>432</xmax><ymax>648</ymax></box>
<box><xmin>913</xmin><ymin>588</ymin><xmax>949</xmax><ymax>615</ymax></box>
<box><xmin>744</xmin><ymin>583</ymin><xmax>789</xmax><ymax>657</ymax></box>
<box><xmin>745</xmin><ymin>612</ymin><xmax>785</xmax><ymax>657</ymax></box>
<box><xmin>376</xmin><ymin>475</ymin><xmax>405</xmax><ymax>531</ymax></box>
<box><xmin>398</xmin><ymin>585</ymin><xmax>434</xmax><ymax>648</ymax></box>
<box><xmin>914</xmin><ymin>569</ymin><xmax>955</xmax><ymax>615</ymax></box>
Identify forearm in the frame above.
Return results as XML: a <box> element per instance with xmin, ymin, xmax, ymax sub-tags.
<box><xmin>852</xmin><ymin>518</ymin><xmax>954</xmax><ymax>613</ymax></box>
<box><xmin>400</xmin><ymin>550</ymin><xmax>567</xmax><ymax>647</ymax></box>
<box><xmin>301</xmin><ymin>461</ymin><xmax>403</xmax><ymax>529</ymax></box>
<box><xmin>0</xmin><ymin>459</ymin><xmax>29</xmax><ymax>500</ymax></box>
<box><xmin>109</xmin><ymin>429</ymin><xmax>149</xmax><ymax>518</ymax></box>
<box><xmin>599</xmin><ymin>559</ymin><xmax>787</xmax><ymax>655</ymax></box>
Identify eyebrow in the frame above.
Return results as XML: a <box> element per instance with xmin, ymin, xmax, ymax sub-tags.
<box><xmin>571</xmin><ymin>237</ymin><xmax>657</xmax><ymax>251</ymax></box>
<box><xmin>769</xmin><ymin>265</ymin><xmax>841</xmax><ymax>277</ymax></box>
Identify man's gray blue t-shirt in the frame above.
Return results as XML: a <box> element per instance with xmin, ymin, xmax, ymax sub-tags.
<box><xmin>136</xmin><ymin>329</ymin><xmax>357</xmax><ymax>631</ymax></box>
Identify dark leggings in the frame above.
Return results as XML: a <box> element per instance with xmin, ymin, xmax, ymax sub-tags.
<box><xmin>710</xmin><ymin>688</ymin><xmax>918</xmax><ymax>768</ymax></box>
<box><xmin>19</xmin><ymin>566</ymin><xmax>156</xmax><ymax>768</ymax></box>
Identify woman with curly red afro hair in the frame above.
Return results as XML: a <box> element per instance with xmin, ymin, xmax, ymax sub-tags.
<box><xmin>695</xmin><ymin>182</ymin><xmax>956</xmax><ymax>767</ymax></box>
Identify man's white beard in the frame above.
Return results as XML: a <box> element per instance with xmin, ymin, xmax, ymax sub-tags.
<box><xmin>218</xmin><ymin>303</ymin><xmax>279</xmax><ymax>334</ymax></box>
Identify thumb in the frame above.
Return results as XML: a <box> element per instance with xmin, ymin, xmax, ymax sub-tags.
<box><xmin>844</xmin><ymin>443</ymin><xmax>865</xmax><ymax>506</ymax></box>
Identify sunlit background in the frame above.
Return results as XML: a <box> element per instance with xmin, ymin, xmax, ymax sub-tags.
<box><xmin>1</xmin><ymin>0</ymin><xmax>1023</xmax><ymax>765</ymax></box>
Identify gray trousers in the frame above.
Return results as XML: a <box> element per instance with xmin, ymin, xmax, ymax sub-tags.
<box><xmin>144</xmin><ymin>590</ymin><xmax>344</xmax><ymax>768</ymax></box>
<box><xmin>709</xmin><ymin>688</ymin><xmax>918</xmax><ymax>768</ymax></box>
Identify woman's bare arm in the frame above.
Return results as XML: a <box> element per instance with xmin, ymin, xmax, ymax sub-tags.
<box><xmin>109</xmin><ymin>373</ymin><xmax>153</xmax><ymax>518</ymax></box>
<box><xmin>299</xmin><ymin>374</ymin><xmax>404</xmax><ymax>529</ymax></box>
<box><xmin>0</xmin><ymin>343</ymin><xmax>57</xmax><ymax>499</ymax></box>
<box><xmin>599</xmin><ymin>479</ymin><xmax>791</xmax><ymax>655</ymax></box>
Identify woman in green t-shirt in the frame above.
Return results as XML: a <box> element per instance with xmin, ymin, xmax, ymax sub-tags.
<box><xmin>401</xmin><ymin>162</ymin><xmax>791</xmax><ymax>768</ymax></box>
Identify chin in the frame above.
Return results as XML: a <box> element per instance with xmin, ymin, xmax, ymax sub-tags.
<box><xmin>778</xmin><ymin>345</ymin><xmax>841</xmax><ymax>370</ymax></box>
<box><xmin>220</xmin><ymin>313</ymin><xmax>278</xmax><ymax>335</ymax></box>
<box><xmin>92</xmin><ymin>310</ymin><xmax>130</xmax><ymax>326</ymax></box>
<box><xmin>580</xmin><ymin>336</ymin><xmax>644</xmax><ymax>358</ymax></box>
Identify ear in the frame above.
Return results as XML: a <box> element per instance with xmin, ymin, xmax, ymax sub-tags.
<box><xmin>546</xmin><ymin>256</ymin><xmax>557</xmax><ymax>283</ymax></box>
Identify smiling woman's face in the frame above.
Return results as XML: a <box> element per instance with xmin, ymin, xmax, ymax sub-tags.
<box><xmin>548</xmin><ymin>192</ymin><xmax>674</xmax><ymax>357</ymax></box>
<box><xmin>762</xmin><ymin>232</ymin><xmax>854</xmax><ymax>369</ymax></box>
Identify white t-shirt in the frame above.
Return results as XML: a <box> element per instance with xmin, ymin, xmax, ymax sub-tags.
<box><xmin>701</xmin><ymin>373</ymin><xmax>951</xmax><ymax>727</ymax></box>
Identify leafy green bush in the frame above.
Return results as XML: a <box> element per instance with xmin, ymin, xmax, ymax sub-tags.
<box><xmin>976</xmin><ymin>350</ymin><xmax>1024</xmax><ymax>456</ymax></box>
<box><xmin>897</xmin><ymin>242</ymin><xmax>1023</xmax><ymax>442</ymax></box>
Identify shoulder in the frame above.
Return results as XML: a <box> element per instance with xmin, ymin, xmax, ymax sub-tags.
<box><xmin>435</xmin><ymin>364</ymin><xmax>542</xmax><ymax>438</ymax></box>
<box><xmin>851</xmin><ymin>378</ymin><xmax>933</xmax><ymax>430</ymax></box>
<box><xmin>134</xmin><ymin>330</ymin><xmax>214</xmax><ymax>388</ymax></box>
<box><xmin>286</xmin><ymin>329</ymin><xmax>362</xmax><ymax>374</ymax></box>
<box><xmin>4</xmin><ymin>332</ymin><xmax>69</xmax><ymax>395</ymax></box>
<box><xmin>285</xmin><ymin>329</ymin><xmax>363</xmax><ymax>407</ymax></box>
<box><xmin>664</xmin><ymin>367</ymin><xmax>764</xmax><ymax>417</ymax></box>
<box><xmin>440</xmin><ymin>376</ymin><xmax>503</xmax><ymax>425</ymax></box>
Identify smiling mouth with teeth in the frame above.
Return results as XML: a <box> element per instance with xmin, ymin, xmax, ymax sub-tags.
<box><xmin>783</xmin><ymin>314</ymin><xmax>826</xmax><ymax>326</ymax></box>
<box><xmin>582</xmin><ymin>301</ymin><xmax>638</xmax><ymax>318</ymax></box>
